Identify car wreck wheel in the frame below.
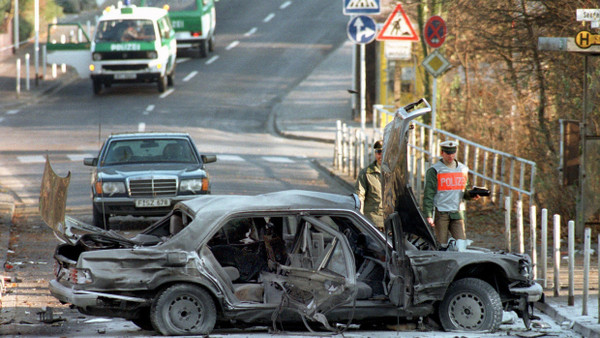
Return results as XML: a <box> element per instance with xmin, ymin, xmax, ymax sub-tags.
<box><xmin>439</xmin><ymin>278</ymin><xmax>502</xmax><ymax>332</ymax></box>
<box><xmin>131</xmin><ymin>307</ymin><xmax>154</xmax><ymax>331</ymax></box>
<box><xmin>151</xmin><ymin>284</ymin><xmax>216</xmax><ymax>336</ymax></box>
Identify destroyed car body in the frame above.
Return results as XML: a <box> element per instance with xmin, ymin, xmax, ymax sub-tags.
<box><xmin>41</xmin><ymin>99</ymin><xmax>542</xmax><ymax>336</ymax></box>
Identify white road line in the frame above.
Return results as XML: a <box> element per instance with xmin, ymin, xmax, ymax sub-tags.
<box><xmin>146</xmin><ymin>104</ymin><xmax>155</xmax><ymax>112</ymax></box>
<box><xmin>262</xmin><ymin>156</ymin><xmax>294</xmax><ymax>163</ymax></box>
<box><xmin>263</xmin><ymin>13</ymin><xmax>275</xmax><ymax>23</ymax></box>
<box><xmin>280</xmin><ymin>1</ymin><xmax>292</xmax><ymax>9</ymax></box>
<box><xmin>244</xmin><ymin>27</ymin><xmax>257</xmax><ymax>37</ymax></box>
<box><xmin>67</xmin><ymin>154</ymin><xmax>94</xmax><ymax>162</ymax></box>
<box><xmin>6</xmin><ymin>109</ymin><xmax>19</xmax><ymax>115</ymax></box>
<box><xmin>159</xmin><ymin>88</ymin><xmax>175</xmax><ymax>99</ymax></box>
<box><xmin>217</xmin><ymin>154</ymin><xmax>245</xmax><ymax>162</ymax></box>
<box><xmin>176</xmin><ymin>57</ymin><xmax>191</xmax><ymax>64</ymax></box>
<box><xmin>182</xmin><ymin>71</ymin><xmax>198</xmax><ymax>82</ymax></box>
<box><xmin>226</xmin><ymin>41</ymin><xmax>239</xmax><ymax>50</ymax></box>
<box><xmin>17</xmin><ymin>155</ymin><xmax>46</xmax><ymax>163</ymax></box>
<box><xmin>138</xmin><ymin>122</ymin><xmax>146</xmax><ymax>132</ymax></box>
<box><xmin>206</xmin><ymin>55</ymin><xmax>219</xmax><ymax>65</ymax></box>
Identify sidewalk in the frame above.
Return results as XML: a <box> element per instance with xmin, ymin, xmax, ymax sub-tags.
<box><xmin>0</xmin><ymin>35</ymin><xmax>599</xmax><ymax>337</ymax></box>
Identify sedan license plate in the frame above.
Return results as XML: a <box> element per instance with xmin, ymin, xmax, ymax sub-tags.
<box><xmin>115</xmin><ymin>73</ymin><xmax>136</xmax><ymax>80</ymax></box>
<box><xmin>135</xmin><ymin>198</ymin><xmax>170</xmax><ymax>208</ymax></box>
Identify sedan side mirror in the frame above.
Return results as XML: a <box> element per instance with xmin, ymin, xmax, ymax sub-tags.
<box><xmin>83</xmin><ymin>157</ymin><xmax>98</xmax><ymax>166</ymax></box>
<box><xmin>201</xmin><ymin>155</ymin><xmax>217</xmax><ymax>164</ymax></box>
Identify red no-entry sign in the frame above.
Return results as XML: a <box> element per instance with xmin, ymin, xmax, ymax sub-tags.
<box><xmin>424</xmin><ymin>16</ymin><xmax>446</xmax><ymax>48</ymax></box>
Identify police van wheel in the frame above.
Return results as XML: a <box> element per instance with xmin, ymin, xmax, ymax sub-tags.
<box><xmin>199</xmin><ymin>40</ymin><xmax>208</xmax><ymax>58</ymax></box>
<box><xmin>158</xmin><ymin>75</ymin><xmax>167</xmax><ymax>93</ymax></box>
<box><xmin>208</xmin><ymin>34</ymin><xmax>215</xmax><ymax>52</ymax></box>
<box><xmin>167</xmin><ymin>72</ymin><xmax>174</xmax><ymax>87</ymax></box>
<box><xmin>93</xmin><ymin>80</ymin><xmax>102</xmax><ymax>95</ymax></box>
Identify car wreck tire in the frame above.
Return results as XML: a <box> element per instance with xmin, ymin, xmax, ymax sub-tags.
<box><xmin>151</xmin><ymin>284</ymin><xmax>216</xmax><ymax>336</ymax></box>
<box><xmin>131</xmin><ymin>307</ymin><xmax>154</xmax><ymax>331</ymax></box>
<box><xmin>439</xmin><ymin>278</ymin><xmax>502</xmax><ymax>332</ymax></box>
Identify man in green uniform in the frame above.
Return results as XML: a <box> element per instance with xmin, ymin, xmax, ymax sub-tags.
<box><xmin>422</xmin><ymin>140</ymin><xmax>479</xmax><ymax>246</ymax></box>
<box><xmin>355</xmin><ymin>140</ymin><xmax>384</xmax><ymax>231</ymax></box>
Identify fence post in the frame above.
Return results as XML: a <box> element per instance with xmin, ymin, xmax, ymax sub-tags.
<box><xmin>541</xmin><ymin>208</ymin><xmax>548</xmax><ymax>288</ymax></box>
<box><xmin>517</xmin><ymin>200</ymin><xmax>524</xmax><ymax>254</ymax></box>
<box><xmin>504</xmin><ymin>196</ymin><xmax>512</xmax><ymax>252</ymax></box>
<box><xmin>342</xmin><ymin>123</ymin><xmax>348</xmax><ymax>173</ymax></box>
<box><xmin>25</xmin><ymin>53</ymin><xmax>30</xmax><ymax>91</ymax></box>
<box><xmin>568</xmin><ymin>220</ymin><xmax>575</xmax><ymax>306</ymax></box>
<box><xmin>348</xmin><ymin>128</ymin><xmax>355</xmax><ymax>177</ymax></box>
<box><xmin>473</xmin><ymin>147</ymin><xmax>480</xmax><ymax>187</ymax></box>
<box><xmin>583</xmin><ymin>227</ymin><xmax>591</xmax><ymax>316</ymax></box>
<box><xmin>530</xmin><ymin>205</ymin><xmax>537</xmax><ymax>281</ymax></box>
<box><xmin>491</xmin><ymin>154</ymin><xmax>499</xmax><ymax>204</ymax></box>
<box><xmin>334</xmin><ymin>120</ymin><xmax>342</xmax><ymax>169</ymax></box>
<box><xmin>553</xmin><ymin>214</ymin><xmax>561</xmax><ymax>296</ymax></box>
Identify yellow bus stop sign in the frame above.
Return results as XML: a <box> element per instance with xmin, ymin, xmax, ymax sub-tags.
<box><xmin>575</xmin><ymin>31</ymin><xmax>600</xmax><ymax>49</ymax></box>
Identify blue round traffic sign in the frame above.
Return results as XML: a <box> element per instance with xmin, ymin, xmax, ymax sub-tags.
<box><xmin>347</xmin><ymin>16</ymin><xmax>377</xmax><ymax>44</ymax></box>
<box><xmin>424</xmin><ymin>16</ymin><xmax>446</xmax><ymax>48</ymax></box>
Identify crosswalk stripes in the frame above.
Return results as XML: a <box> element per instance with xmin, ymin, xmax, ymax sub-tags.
<box><xmin>15</xmin><ymin>154</ymin><xmax>299</xmax><ymax>164</ymax></box>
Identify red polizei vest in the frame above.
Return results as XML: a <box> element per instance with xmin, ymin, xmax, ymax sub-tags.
<box><xmin>432</xmin><ymin>160</ymin><xmax>468</xmax><ymax>212</ymax></box>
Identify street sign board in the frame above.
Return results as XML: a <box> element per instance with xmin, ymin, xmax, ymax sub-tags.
<box><xmin>347</xmin><ymin>16</ymin><xmax>377</xmax><ymax>44</ymax></box>
<box><xmin>576</xmin><ymin>9</ymin><xmax>600</xmax><ymax>21</ymax></box>
<box><xmin>385</xmin><ymin>40</ymin><xmax>412</xmax><ymax>60</ymax></box>
<box><xmin>424</xmin><ymin>16</ymin><xmax>446</xmax><ymax>48</ymax></box>
<box><xmin>422</xmin><ymin>50</ymin><xmax>451</xmax><ymax>77</ymax></box>
<box><xmin>539</xmin><ymin>36</ymin><xmax>600</xmax><ymax>53</ymax></box>
<box><xmin>376</xmin><ymin>3</ymin><xmax>419</xmax><ymax>41</ymax></box>
<box><xmin>575</xmin><ymin>31</ymin><xmax>600</xmax><ymax>49</ymax></box>
<box><xmin>343</xmin><ymin>0</ymin><xmax>380</xmax><ymax>15</ymax></box>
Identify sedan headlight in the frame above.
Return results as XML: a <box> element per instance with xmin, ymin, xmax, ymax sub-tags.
<box><xmin>96</xmin><ymin>181</ymin><xmax>126</xmax><ymax>196</ymax></box>
<box><xmin>180</xmin><ymin>178</ymin><xmax>208</xmax><ymax>193</ymax></box>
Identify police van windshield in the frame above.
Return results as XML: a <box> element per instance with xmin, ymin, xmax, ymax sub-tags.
<box><xmin>95</xmin><ymin>19</ymin><xmax>156</xmax><ymax>43</ymax></box>
<box><xmin>145</xmin><ymin>0</ymin><xmax>197</xmax><ymax>12</ymax></box>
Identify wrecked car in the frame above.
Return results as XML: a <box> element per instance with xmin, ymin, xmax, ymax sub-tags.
<box><xmin>40</xmin><ymin>99</ymin><xmax>542</xmax><ymax>336</ymax></box>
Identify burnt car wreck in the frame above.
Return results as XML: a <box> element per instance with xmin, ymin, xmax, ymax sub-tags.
<box><xmin>40</xmin><ymin>99</ymin><xmax>542</xmax><ymax>336</ymax></box>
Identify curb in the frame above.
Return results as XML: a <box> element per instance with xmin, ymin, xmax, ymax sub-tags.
<box><xmin>535</xmin><ymin>300</ymin><xmax>600</xmax><ymax>338</ymax></box>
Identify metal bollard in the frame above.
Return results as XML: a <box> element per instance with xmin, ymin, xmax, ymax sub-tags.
<box><xmin>583</xmin><ymin>227</ymin><xmax>591</xmax><ymax>316</ymax></box>
<box><xmin>42</xmin><ymin>45</ymin><xmax>47</xmax><ymax>80</ymax></box>
<box><xmin>568</xmin><ymin>220</ymin><xmax>575</xmax><ymax>306</ymax></box>
<box><xmin>25</xmin><ymin>53</ymin><xmax>30</xmax><ymax>91</ymax></box>
<box><xmin>16</xmin><ymin>59</ymin><xmax>21</xmax><ymax>98</ymax></box>
<box><xmin>541</xmin><ymin>209</ymin><xmax>548</xmax><ymax>288</ymax></box>
<box><xmin>504</xmin><ymin>196</ymin><xmax>511</xmax><ymax>252</ymax></box>
<box><xmin>517</xmin><ymin>200</ymin><xmax>524</xmax><ymax>254</ymax></box>
<box><xmin>342</xmin><ymin>123</ymin><xmax>348</xmax><ymax>173</ymax></box>
<box><xmin>553</xmin><ymin>214</ymin><xmax>561</xmax><ymax>296</ymax></box>
<box><xmin>530</xmin><ymin>205</ymin><xmax>537</xmax><ymax>281</ymax></box>
<box><xmin>52</xmin><ymin>63</ymin><xmax>57</xmax><ymax>79</ymax></box>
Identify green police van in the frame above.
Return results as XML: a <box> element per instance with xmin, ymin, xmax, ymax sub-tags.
<box><xmin>90</xmin><ymin>5</ymin><xmax>177</xmax><ymax>94</ymax></box>
<box><xmin>141</xmin><ymin>0</ymin><xmax>216</xmax><ymax>57</ymax></box>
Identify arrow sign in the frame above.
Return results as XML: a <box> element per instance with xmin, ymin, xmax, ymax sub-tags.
<box><xmin>347</xmin><ymin>16</ymin><xmax>376</xmax><ymax>44</ymax></box>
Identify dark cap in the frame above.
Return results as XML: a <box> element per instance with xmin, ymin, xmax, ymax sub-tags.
<box><xmin>374</xmin><ymin>140</ymin><xmax>383</xmax><ymax>151</ymax></box>
<box><xmin>440</xmin><ymin>140</ymin><xmax>458</xmax><ymax>154</ymax></box>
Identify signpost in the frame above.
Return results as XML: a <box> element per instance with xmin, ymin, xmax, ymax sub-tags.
<box><xmin>376</xmin><ymin>3</ymin><xmax>419</xmax><ymax>41</ymax></box>
<box><xmin>424</xmin><ymin>16</ymin><xmax>446</xmax><ymax>48</ymax></box>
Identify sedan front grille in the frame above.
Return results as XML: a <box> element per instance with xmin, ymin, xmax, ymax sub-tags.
<box><xmin>129</xmin><ymin>178</ymin><xmax>177</xmax><ymax>197</ymax></box>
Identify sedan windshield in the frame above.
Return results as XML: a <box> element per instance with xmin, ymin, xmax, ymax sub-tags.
<box><xmin>103</xmin><ymin>139</ymin><xmax>197</xmax><ymax>165</ymax></box>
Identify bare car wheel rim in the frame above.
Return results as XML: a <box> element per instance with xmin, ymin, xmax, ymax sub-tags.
<box><xmin>168</xmin><ymin>295</ymin><xmax>202</xmax><ymax>331</ymax></box>
<box><xmin>448</xmin><ymin>292</ymin><xmax>485</xmax><ymax>329</ymax></box>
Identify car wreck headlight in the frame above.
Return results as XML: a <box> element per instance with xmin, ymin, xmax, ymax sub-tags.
<box><xmin>70</xmin><ymin>268</ymin><xmax>93</xmax><ymax>284</ymax></box>
<box><xmin>101</xmin><ymin>182</ymin><xmax>126</xmax><ymax>196</ymax></box>
<box><xmin>180</xmin><ymin>178</ymin><xmax>208</xmax><ymax>193</ymax></box>
<box><xmin>519</xmin><ymin>259</ymin><xmax>531</xmax><ymax>278</ymax></box>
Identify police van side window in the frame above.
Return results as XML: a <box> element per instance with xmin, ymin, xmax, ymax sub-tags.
<box><xmin>158</xmin><ymin>17</ymin><xmax>172</xmax><ymax>40</ymax></box>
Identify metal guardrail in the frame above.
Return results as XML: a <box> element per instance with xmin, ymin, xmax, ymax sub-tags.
<box><xmin>334</xmin><ymin>104</ymin><xmax>537</xmax><ymax>208</ymax></box>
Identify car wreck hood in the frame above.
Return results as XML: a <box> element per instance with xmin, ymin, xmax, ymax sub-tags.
<box><xmin>381</xmin><ymin>99</ymin><xmax>437</xmax><ymax>248</ymax></box>
<box><xmin>39</xmin><ymin>157</ymin><xmax>115</xmax><ymax>244</ymax></box>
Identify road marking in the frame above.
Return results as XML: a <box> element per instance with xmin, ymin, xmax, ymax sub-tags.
<box><xmin>17</xmin><ymin>155</ymin><xmax>46</xmax><ymax>163</ymax></box>
<box><xmin>182</xmin><ymin>71</ymin><xmax>198</xmax><ymax>82</ymax></box>
<box><xmin>67</xmin><ymin>154</ymin><xmax>94</xmax><ymax>162</ymax></box>
<box><xmin>143</xmin><ymin>104</ymin><xmax>155</xmax><ymax>115</ymax></box>
<box><xmin>262</xmin><ymin>156</ymin><xmax>294</xmax><ymax>163</ymax></box>
<box><xmin>263</xmin><ymin>13</ymin><xmax>275</xmax><ymax>23</ymax></box>
<box><xmin>226</xmin><ymin>41</ymin><xmax>240</xmax><ymax>50</ymax></box>
<box><xmin>176</xmin><ymin>57</ymin><xmax>190</xmax><ymax>64</ymax></box>
<box><xmin>244</xmin><ymin>27</ymin><xmax>257</xmax><ymax>37</ymax></box>
<box><xmin>206</xmin><ymin>55</ymin><xmax>219</xmax><ymax>65</ymax></box>
<box><xmin>138</xmin><ymin>122</ymin><xmax>146</xmax><ymax>132</ymax></box>
<box><xmin>217</xmin><ymin>154</ymin><xmax>245</xmax><ymax>162</ymax></box>
<box><xmin>280</xmin><ymin>1</ymin><xmax>292</xmax><ymax>9</ymax></box>
<box><xmin>6</xmin><ymin>109</ymin><xmax>19</xmax><ymax>115</ymax></box>
<box><xmin>159</xmin><ymin>88</ymin><xmax>175</xmax><ymax>99</ymax></box>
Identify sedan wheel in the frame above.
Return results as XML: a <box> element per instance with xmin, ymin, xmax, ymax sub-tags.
<box><xmin>151</xmin><ymin>284</ymin><xmax>216</xmax><ymax>336</ymax></box>
<box><xmin>439</xmin><ymin>278</ymin><xmax>502</xmax><ymax>332</ymax></box>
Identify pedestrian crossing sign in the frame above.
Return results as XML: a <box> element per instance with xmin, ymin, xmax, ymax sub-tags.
<box><xmin>343</xmin><ymin>0</ymin><xmax>380</xmax><ymax>15</ymax></box>
<box><xmin>376</xmin><ymin>3</ymin><xmax>419</xmax><ymax>41</ymax></box>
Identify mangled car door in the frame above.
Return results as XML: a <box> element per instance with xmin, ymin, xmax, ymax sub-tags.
<box><xmin>261</xmin><ymin>215</ymin><xmax>356</xmax><ymax>330</ymax></box>
<box><xmin>46</xmin><ymin>23</ymin><xmax>92</xmax><ymax>78</ymax></box>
